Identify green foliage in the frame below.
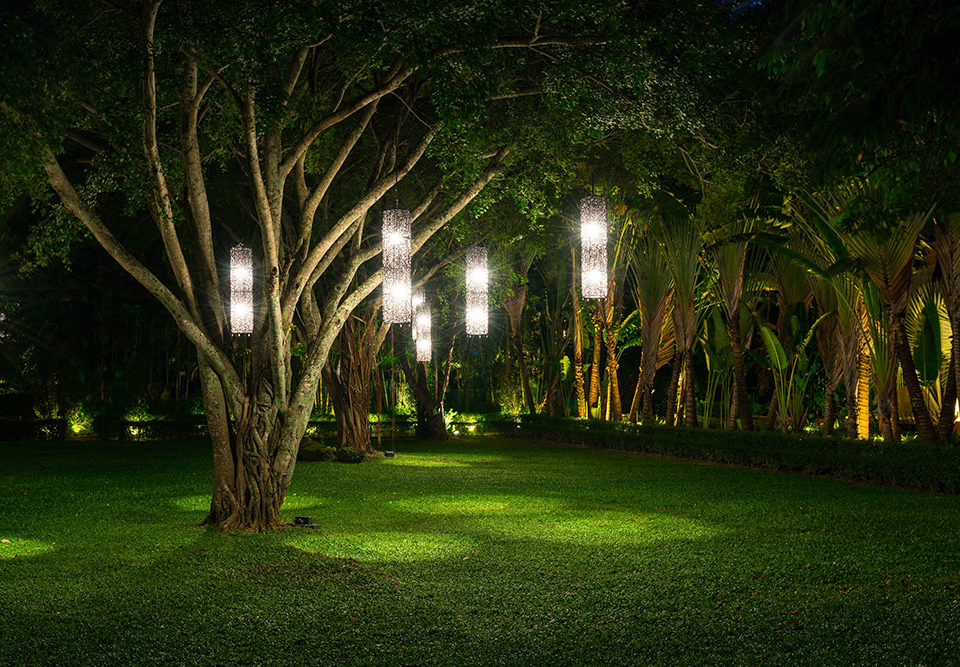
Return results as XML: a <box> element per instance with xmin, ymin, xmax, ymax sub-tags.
<box><xmin>65</xmin><ymin>404</ymin><xmax>93</xmax><ymax>435</ymax></box>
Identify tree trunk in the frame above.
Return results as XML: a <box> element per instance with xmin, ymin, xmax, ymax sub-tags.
<box><xmin>887</xmin><ymin>385</ymin><xmax>900</xmax><ymax>442</ymax></box>
<box><xmin>588</xmin><ymin>312</ymin><xmax>603</xmax><ymax>418</ymax></box>
<box><xmin>325</xmin><ymin>366</ymin><xmax>376</xmax><ymax>455</ymax></box>
<box><xmin>682</xmin><ymin>348</ymin><xmax>698</xmax><ymax>427</ymax></box>
<box><xmin>628</xmin><ymin>366</ymin><xmax>642</xmax><ymax>424</ymax></box>
<box><xmin>199</xmin><ymin>360</ymin><xmax>296</xmax><ymax>533</ymax></box>
<box><xmin>878</xmin><ymin>386</ymin><xmax>899</xmax><ymax>444</ymax></box>
<box><xmin>515</xmin><ymin>333</ymin><xmax>537</xmax><ymax>416</ymax></box>
<box><xmin>823</xmin><ymin>383</ymin><xmax>836</xmax><ymax>436</ymax></box>
<box><xmin>766</xmin><ymin>391</ymin><xmax>779</xmax><ymax>430</ymax></box>
<box><xmin>937</xmin><ymin>325</ymin><xmax>959</xmax><ymax>442</ymax></box>
<box><xmin>665</xmin><ymin>352</ymin><xmax>681</xmax><ymax>427</ymax></box>
<box><xmin>503</xmin><ymin>286</ymin><xmax>535</xmax><ymax>416</ymax></box>
<box><xmin>856</xmin><ymin>346</ymin><xmax>871</xmax><ymax>440</ymax></box>
<box><xmin>727</xmin><ymin>315</ymin><xmax>753</xmax><ymax>431</ymax></box>
<box><xmin>571</xmin><ymin>248</ymin><xmax>588</xmax><ymax>418</ymax></box>
<box><xmin>892</xmin><ymin>315</ymin><xmax>939</xmax><ymax>442</ymax></box>
<box><xmin>603</xmin><ymin>301</ymin><xmax>622</xmax><ymax>422</ymax></box>
<box><xmin>199</xmin><ymin>359</ymin><xmax>235</xmax><ymax>526</ymax></box>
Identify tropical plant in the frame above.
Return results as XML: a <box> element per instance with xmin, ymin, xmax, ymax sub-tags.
<box><xmin>759</xmin><ymin>311</ymin><xmax>828</xmax><ymax>433</ymax></box>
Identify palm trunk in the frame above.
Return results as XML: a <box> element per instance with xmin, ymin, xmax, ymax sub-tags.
<box><xmin>665</xmin><ymin>352</ymin><xmax>681</xmax><ymax>427</ymax></box>
<box><xmin>892</xmin><ymin>315</ymin><xmax>939</xmax><ymax>442</ymax></box>
<box><xmin>938</xmin><ymin>324</ymin><xmax>959</xmax><ymax>442</ymax></box>
<box><xmin>588</xmin><ymin>313</ymin><xmax>603</xmax><ymax>418</ymax></box>
<box><xmin>856</xmin><ymin>346</ymin><xmax>871</xmax><ymax>440</ymax></box>
<box><xmin>682</xmin><ymin>349</ymin><xmax>697</xmax><ymax>427</ymax></box>
<box><xmin>887</xmin><ymin>385</ymin><xmax>900</xmax><ymax>442</ymax></box>
<box><xmin>571</xmin><ymin>248</ymin><xmax>588</xmax><ymax>418</ymax></box>
<box><xmin>604</xmin><ymin>305</ymin><xmax>622</xmax><ymax>422</ymax></box>
<box><xmin>823</xmin><ymin>384</ymin><xmax>837</xmax><ymax>436</ymax></box>
<box><xmin>726</xmin><ymin>316</ymin><xmax>753</xmax><ymax>431</ymax></box>
<box><xmin>642</xmin><ymin>378</ymin><xmax>655</xmax><ymax>426</ymax></box>
<box><xmin>628</xmin><ymin>367</ymin><xmax>643</xmax><ymax>424</ymax></box>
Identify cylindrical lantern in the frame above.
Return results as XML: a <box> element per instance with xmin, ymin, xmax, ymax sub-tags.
<box><xmin>411</xmin><ymin>289</ymin><xmax>425</xmax><ymax>340</ymax></box>
<box><xmin>465</xmin><ymin>246</ymin><xmax>488</xmax><ymax>335</ymax></box>
<box><xmin>415</xmin><ymin>301</ymin><xmax>431</xmax><ymax>362</ymax></box>
<box><xmin>580</xmin><ymin>195</ymin><xmax>608</xmax><ymax>299</ymax></box>
<box><xmin>230</xmin><ymin>244</ymin><xmax>254</xmax><ymax>334</ymax></box>
<box><xmin>382</xmin><ymin>208</ymin><xmax>412</xmax><ymax>323</ymax></box>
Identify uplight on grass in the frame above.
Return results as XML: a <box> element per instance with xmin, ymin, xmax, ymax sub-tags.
<box><xmin>289</xmin><ymin>531</ymin><xmax>476</xmax><ymax>562</ymax></box>
<box><xmin>0</xmin><ymin>538</ymin><xmax>54</xmax><ymax>560</ymax></box>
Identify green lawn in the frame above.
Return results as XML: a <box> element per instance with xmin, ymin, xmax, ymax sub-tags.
<box><xmin>1</xmin><ymin>438</ymin><xmax>958</xmax><ymax>664</ymax></box>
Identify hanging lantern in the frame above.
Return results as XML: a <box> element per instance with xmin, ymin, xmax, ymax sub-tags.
<box><xmin>415</xmin><ymin>301</ymin><xmax>431</xmax><ymax>362</ymax></box>
<box><xmin>465</xmin><ymin>246</ymin><xmax>488</xmax><ymax>335</ymax></box>
<box><xmin>230</xmin><ymin>244</ymin><xmax>254</xmax><ymax>334</ymax></box>
<box><xmin>382</xmin><ymin>208</ymin><xmax>412</xmax><ymax>323</ymax></box>
<box><xmin>580</xmin><ymin>195</ymin><xmax>608</xmax><ymax>299</ymax></box>
<box><xmin>411</xmin><ymin>289</ymin><xmax>425</xmax><ymax>340</ymax></box>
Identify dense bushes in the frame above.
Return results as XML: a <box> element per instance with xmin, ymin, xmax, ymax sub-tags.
<box><xmin>485</xmin><ymin>415</ymin><xmax>960</xmax><ymax>494</ymax></box>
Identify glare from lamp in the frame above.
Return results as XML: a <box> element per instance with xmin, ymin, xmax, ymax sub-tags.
<box><xmin>465</xmin><ymin>246</ymin><xmax>488</xmax><ymax>335</ymax></box>
<box><xmin>580</xmin><ymin>195</ymin><xmax>608</xmax><ymax>299</ymax></box>
<box><xmin>230</xmin><ymin>244</ymin><xmax>254</xmax><ymax>334</ymax></box>
<box><xmin>382</xmin><ymin>209</ymin><xmax>412</xmax><ymax>323</ymax></box>
<box><xmin>411</xmin><ymin>289</ymin><xmax>425</xmax><ymax>339</ymax></box>
<box><xmin>415</xmin><ymin>300</ymin><xmax>431</xmax><ymax>362</ymax></box>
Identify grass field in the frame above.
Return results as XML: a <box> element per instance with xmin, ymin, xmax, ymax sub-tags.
<box><xmin>1</xmin><ymin>437</ymin><xmax>959</xmax><ymax>664</ymax></box>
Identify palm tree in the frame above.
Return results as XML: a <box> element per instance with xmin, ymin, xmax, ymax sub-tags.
<box><xmin>628</xmin><ymin>222</ymin><xmax>673</xmax><ymax>425</ymax></box>
<box><xmin>705</xmin><ymin>218</ymin><xmax>759</xmax><ymax>431</ymax></box>
<box><xmin>661</xmin><ymin>216</ymin><xmax>703</xmax><ymax>428</ymax></box>
<box><xmin>933</xmin><ymin>215</ymin><xmax>960</xmax><ymax>440</ymax></box>
<box><xmin>831</xmin><ymin>191</ymin><xmax>937</xmax><ymax>442</ymax></box>
<box><xmin>861</xmin><ymin>280</ymin><xmax>900</xmax><ymax>442</ymax></box>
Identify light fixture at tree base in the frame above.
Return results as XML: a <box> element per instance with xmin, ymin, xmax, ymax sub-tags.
<box><xmin>580</xmin><ymin>194</ymin><xmax>608</xmax><ymax>299</ymax></box>
<box><xmin>382</xmin><ymin>208</ymin><xmax>412</xmax><ymax>323</ymax></box>
<box><xmin>465</xmin><ymin>246</ymin><xmax>488</xmax><ymax>335</ymax></box>
<box><xmin>230</xmin><ymin>244</ymin><xmax>254</xmax><ymax>334</ymax></box>
<box><xmin>415</xmin><ymin>301</ymin><xmax>431</xmax><ymax>362</ymax></box>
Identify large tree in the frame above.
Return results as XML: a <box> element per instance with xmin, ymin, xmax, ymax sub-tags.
<box><xmin>2</xmin><ymin>0</ymin><xmax>735</xmax><ymax>530</ymax></box>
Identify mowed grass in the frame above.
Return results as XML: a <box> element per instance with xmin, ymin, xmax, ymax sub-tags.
<box><xmin>1</xmin><ymin>437</ymin><xmax>959</xmax><ymax>665</ymax></box>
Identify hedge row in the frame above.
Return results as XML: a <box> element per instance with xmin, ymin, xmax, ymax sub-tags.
<box><xmin>484</xmin><ymin>415</ymin><xmax>960</xmax><ymax>494</ymax></box>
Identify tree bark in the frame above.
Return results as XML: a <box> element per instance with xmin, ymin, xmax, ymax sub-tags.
<box><xmin>726</xmin><ymin>315</ymin><xmax>753</xmax><ymax>431</ymax></box>
<box><xmin>602</xmin><ymin>299</ymin><xmax>622</xmax><ymax>422</ymax></box>
<box><xmin>588</xmin><ymin>311</ymin><xmax>603</xmax><ymax>419</ymax></box>
<box><xmin>856</xmin><ymin>345</ymin><xmax>871</xmax><ymax>440</ymax></box>
<box><xmin>628</xmin><ymin>367</ymin><xmax>643</xmax><ymax>425</ymax></box>
<box><xmin>571</xmin><ymin>249</ymin><xmax>588</xmax><ymax>418</ymax></box>
<box><xmin>892</xmin><ymin>315</ymin><xmax>939</xmax><ymax>442</ymax></box>
<box><xmin>937</xmin><ymin>324</ymin><xmax>959</xmax><ymax>442</ymax></box>
<box><xmin>823</xmin><ymin>383</ymin><xmax>836</xmax><ymax>436</ymax></box>
<box><xmin>665</xmin><ymin>351</ymin><xmax>681</xmax><ymax>427</ymax></box>
<box><xmin>682</xmin><ymin>348</ymin><xmax>698</xmax><ymax>427</ymax></box>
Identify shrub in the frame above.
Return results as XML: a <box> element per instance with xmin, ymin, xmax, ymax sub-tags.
<box><xmin>334</xmin><ymin>448</ymin><xmax>366</xmax><ymax>464</ymax></box>
<box><xmin>484</xmin><ymin>415</ymin><xmax>960</xmax><ymax>494</ymax></box>
<box><xmin>297</xmin><ymin>438</ymin><xmax>336</xmax><ymax>462</ymax></box>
